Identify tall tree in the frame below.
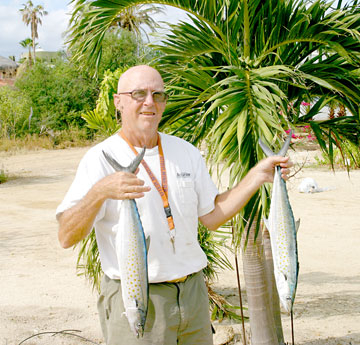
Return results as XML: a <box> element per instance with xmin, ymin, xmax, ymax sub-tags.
<box><xmin>19</xmin><ymin>1</ymin><xmax>48</xmax><ymax>64</ymax></box>
<box><xmin>110</xmin><ymin>4</ymin><xmax>164</xmax><ymax>41</ymax></box>
<box><xmin>66</xmin><ymin>0</ymin><xmax>360</xmax><ymax>343</ymax></box>
<box><xmin>67</xmin><ymin>2</ymin><xmax>164</xmax><ymax>76</ymax></box>
<box><xmin>19</xmin><ymin>38</ymin><xmax>34</xmax><ymax>66</ymax></box>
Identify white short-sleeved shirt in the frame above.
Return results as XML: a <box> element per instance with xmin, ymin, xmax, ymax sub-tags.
<box><xmin>56</xmin><ymin>133</ymin><xmax>219</xmax><ymax>283</ymax></box>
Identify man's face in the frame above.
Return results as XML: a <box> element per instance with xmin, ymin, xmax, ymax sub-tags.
<box><xmin>114</xmin><ymin>67</ymin><xmax>167</xmax><ymax>137</ymax></box>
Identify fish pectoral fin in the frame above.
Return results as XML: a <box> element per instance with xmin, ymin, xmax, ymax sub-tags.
<box><xmin>278</xmin><ymin>271</ymin><xmax>288</xmax><ymax>282</ymax></box>
<box><xmin>145</xmin><ymin>235</ymin><xmax>151</xmax><ymax>252</ymax></box>
<box><xmin>295</xmin><ymin>219</ymin><xmax>300</xmax><ymax>233</ymax></box>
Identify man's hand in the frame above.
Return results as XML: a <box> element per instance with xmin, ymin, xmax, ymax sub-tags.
<box><xmin>94</xmin><ymin>169</ymin><xmax>151</xmax><ymax>202</ymax></box>
<box><xmin>199</xmin><ymin>155</ymin><xmax>293</xmax><ymax>231</ymax></box>
<box><xmin>252</xmin><ymin>156</ymin><xmax>293</xmax><ymax>185</ymax></box>
<box><xmin>58</xmin><ymin>169</ymin><xmax>150</xmax><ymax>248</ymax></box>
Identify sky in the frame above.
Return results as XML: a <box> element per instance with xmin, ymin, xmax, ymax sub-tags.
<box><xmin>0</xmin><ymin>0</ymin><xmax>354</xmax><ymax>61</ymax></box>
<box><xmin>0</xmin><ymin>0</ymin><xmax>190</xmax><ymax>60</ymax></box>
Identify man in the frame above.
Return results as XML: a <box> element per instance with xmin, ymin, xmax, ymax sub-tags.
<box><xmin>56</xmin><ymin>65</ymin><xmax>291</xmax><ymax>345</ymax></box>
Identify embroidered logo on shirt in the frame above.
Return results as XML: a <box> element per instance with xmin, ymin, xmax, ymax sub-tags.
<box><xmin>177</xmin><ymin>172</ymin><xmax>191</xmax><ymax>178</ymax></box>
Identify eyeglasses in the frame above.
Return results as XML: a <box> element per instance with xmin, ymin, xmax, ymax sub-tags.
<box><xmin>117</xmin><ymin>89</ymin><xmax>168</xmax><ymax>103</ymax></box>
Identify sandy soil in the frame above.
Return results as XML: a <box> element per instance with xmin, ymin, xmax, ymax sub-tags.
<box><xmin>0</xmin><ymin>146</ymin><xmax>359</xmax><ymax>345</ymax></box>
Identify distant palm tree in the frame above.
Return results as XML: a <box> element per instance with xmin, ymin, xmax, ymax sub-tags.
<box><xmin>110</xmin><ymin>4</ymin><xmax>164</xmax><ymax>41</ymax></box>
<box><xmin>19</xmin><ymin>1</ymin><xmax>48</xmax><ymax>64</ymax></box>
<box><xmin>19</xmin><ymin>38</ymin><xmax>34</xmax><ymax>65</ymax></box>
<box><xmin>67</xmin><ymin>1</ymin><xmax>164</xmax><ymax>73</ymax></box>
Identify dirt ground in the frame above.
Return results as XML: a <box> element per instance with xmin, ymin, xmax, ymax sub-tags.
<box><xmin>0</xmin><ymin>146</ymin><xmax>359</xmax><ymax>345</ymax></box>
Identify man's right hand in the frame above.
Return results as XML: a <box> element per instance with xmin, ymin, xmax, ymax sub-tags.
<box><xmin>57</xmin><ymin>170</ymin><xmax>150</xmax><ymax>249</ymax></box>
<box><xmin>94</xmin><ymin>170</ymin><xmax>151</xmax><ymax>201</ymax></box>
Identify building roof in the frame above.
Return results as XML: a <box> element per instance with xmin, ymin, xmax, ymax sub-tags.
<box><xmin>21</xmin><ymin>50</ymin><xmax>59</xmax><ymax>61</ymax></box>
<box><xmin>0</xmin><ymin>56</ymin><xmax>18</xmax><ymax>70</ymax></box>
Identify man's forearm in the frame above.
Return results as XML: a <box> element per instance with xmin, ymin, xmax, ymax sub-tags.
<box><xmin>199</xmin><ymin>168</ymin><xmax>261</xmax><ymax>231</ymax></box>
<box><xmin>57</xmin><ymin>186</ymin><xmax>105</xmax><ymax>248</ymax></box>
<box><xmin>57</xmin><ymin>169</ymin><xmax>151</xmax><ymax>248</ymax></box>
<box><xmin>199</xmin><ymin>155</ymin><xmax>291</xmax><ymax>231</ymax></box>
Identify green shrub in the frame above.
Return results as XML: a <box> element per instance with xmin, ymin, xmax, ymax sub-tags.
<box><xmin>315</xmin><ymin>141</ymin><xmax>360</xmax><ymax>169</ymax></box>
<box><xmin>0</xmin><ymin>168</ymin><xmax>8</xmax><ymax>184</ymax></box>
<box><xmin>15</xmin><ymin>59</ymin><xmax>98</xmax><ymax>132</ymax></box>
<box><xmin>0</xmin><ymin>86</ymin><xmax>32</xmax><ymax>138</ymax></box>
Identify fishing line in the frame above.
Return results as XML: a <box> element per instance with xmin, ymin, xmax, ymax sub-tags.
<box><xmin>18</xmin><ymin>329</ymin><xmax>100</xmax><ymax>345</ymax></box>
<box><xmin>291</xmin><ymin>309</ymin><xmax>295</xmax><ymax>345</ymax></box>
<box><xmin>231</xmin><ymin>217</ymin><xmax>247</xmax><ymax>345</ymax></box>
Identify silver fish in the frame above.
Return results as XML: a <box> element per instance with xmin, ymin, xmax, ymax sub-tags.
<box><xmin>259</xmin><ymin>132</ymin><xmax>300</xmax><ymax>313</ymax></box>
<box><xmin>102</xmin><ymin>148</ymin><xmax>149</xmax><ymax>337</ymax></box>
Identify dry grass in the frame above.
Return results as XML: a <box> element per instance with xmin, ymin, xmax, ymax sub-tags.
<box><xmin>0</xmin><ymin>128</ymin><xmax>94</xmax><ymax>153</ymax></box>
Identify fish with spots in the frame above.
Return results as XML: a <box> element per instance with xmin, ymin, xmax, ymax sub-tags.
<box><xmin>259</xmin><ymin>132</ymin><xmax>300</xmax><ymax>313</ymax></box>
<box><xmin>102</xmin><ymin>148</ymin><xmax>149</xmax><ymax>338</ymax></box>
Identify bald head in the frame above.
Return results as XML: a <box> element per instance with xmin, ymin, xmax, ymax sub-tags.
<box><xmin>117</xmin><ymin>65</ymin><xmax>164</xmax><ymax>93</ymax></box>
<box><xmin>113</xmin><ymin>64</ymin><xmax>167</xmax><ymax>148</ymax></box>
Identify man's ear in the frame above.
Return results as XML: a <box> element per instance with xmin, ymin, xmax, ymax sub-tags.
<box><xmin>114</xmin><ymin>93</ymin><xmax>121</xmax><ymax>109</ymax></box>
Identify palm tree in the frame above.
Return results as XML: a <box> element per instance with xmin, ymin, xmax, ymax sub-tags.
<box><xmin>67</xmin><ymin>2</ymin><xmax>164</xmax><ymax>74</ymax></box>
<box><xmin>19</xmin><ymin>38</ymin><xmax>34</xmax><ymax>66</ymax></box>
<box><xmin>67</xmin><ymin>0</ymin><xmax>360</xmax><ymax>343</ymax></box>
<box><xmin>110</xmin><ymin>4</ymin><xmax>164</xmax><ymax>41</ymax></box>
<box><xmin>19</xmin><ymin>1</ymin><xmax>48</xmax><ymax>64</ymax></box>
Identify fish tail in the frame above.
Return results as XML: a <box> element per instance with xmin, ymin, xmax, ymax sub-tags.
<box><xmin>102</xmin><ymin>147</ymin><xmax>146</xmax><ymax>173</ymax></box>
<box><xmin>259</xmin><ymin>130</ymin><xmax>293</xmax><ymax>157</ymax></box>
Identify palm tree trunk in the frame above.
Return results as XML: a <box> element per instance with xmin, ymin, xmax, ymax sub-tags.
<box><xmin>32</xmin><ymin>21</ymin><xmax>36</xmax><ymax>64</ymax></box>
<box><xmin>241</xmin><ymin>219</ymin><xmax>278</xmax><ymax>345</ymax></box>
<box><xmin>263</xmin><ymin>228</ymin><xmax>284</xmax><ymax>344</ymax></box>
<box><xmin>28</xmin><ymin>46</ymin><xmax>33</xmax><ymax>66</ymax></box>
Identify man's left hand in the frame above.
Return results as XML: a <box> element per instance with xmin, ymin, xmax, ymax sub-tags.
<box><xmin>253</xmin><ymin>156</ymin><xmax>293</xmax><ymax>184</ymax></box>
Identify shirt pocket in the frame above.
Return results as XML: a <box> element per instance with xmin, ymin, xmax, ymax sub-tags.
<box><xmin>177</xmin><ymin>178</ymin><xmax>198</xmax><ymax>215</ymax></box>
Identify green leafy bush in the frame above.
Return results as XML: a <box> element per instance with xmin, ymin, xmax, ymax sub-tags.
<box><xmin>81</xmin><ymin>67</ymin><xmax>125</xmax><ymax>138</ymax></box>
<box><xmin>0</xmin><ymin>168</ymin><xmax>8</xmax><ymax>184</ymax></box>
<box><xmin>314</xmin><ymin>141</ymin><xmax>360</xmax><ymax>169</ymax></box>
<box><xmin>0</xmin><ymin>86</ymin><xmax>33</xmax><ymax>138</ymax></box>
<box><xmin>98</xmin><ymin>29</ymin><xmax>140</xmax><ymax>77</ymax></box>
<box><xmin>15</xmin><ymin>59</ymin><xmax>98</xmax><ymax>132</ymax></box>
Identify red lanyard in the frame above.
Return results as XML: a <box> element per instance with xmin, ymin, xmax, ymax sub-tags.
<box><xmin>119</xmin><ymin>132</ymin><xmax>176</xmax><ymax>240</ymax></box>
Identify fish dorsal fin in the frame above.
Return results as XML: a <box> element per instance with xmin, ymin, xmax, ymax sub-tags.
<box><xmin>102</xmin><ymin>147</ymin><xmax>146</xmax><ymax>173</ymax></box>
<box><xmin>259</xmin><ymin>130</ymin><xmax>293</xmax><ymax>157</ymax></box>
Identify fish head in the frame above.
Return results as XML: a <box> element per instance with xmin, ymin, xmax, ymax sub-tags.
<box><xmin>126</xmin><ymin>305</ymin><xmax>146</xmax><ymax>338</ymax></box>
<box><xmin>280</xmin><ymin>296</ymin><xmax>293</xmax><ymax>314</ymax></box>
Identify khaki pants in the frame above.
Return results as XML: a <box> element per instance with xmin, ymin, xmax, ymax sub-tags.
<box><xmin>97</xmin><ymin>271</ymin><xmax>213</xmax><ymax>345</ymax></box>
